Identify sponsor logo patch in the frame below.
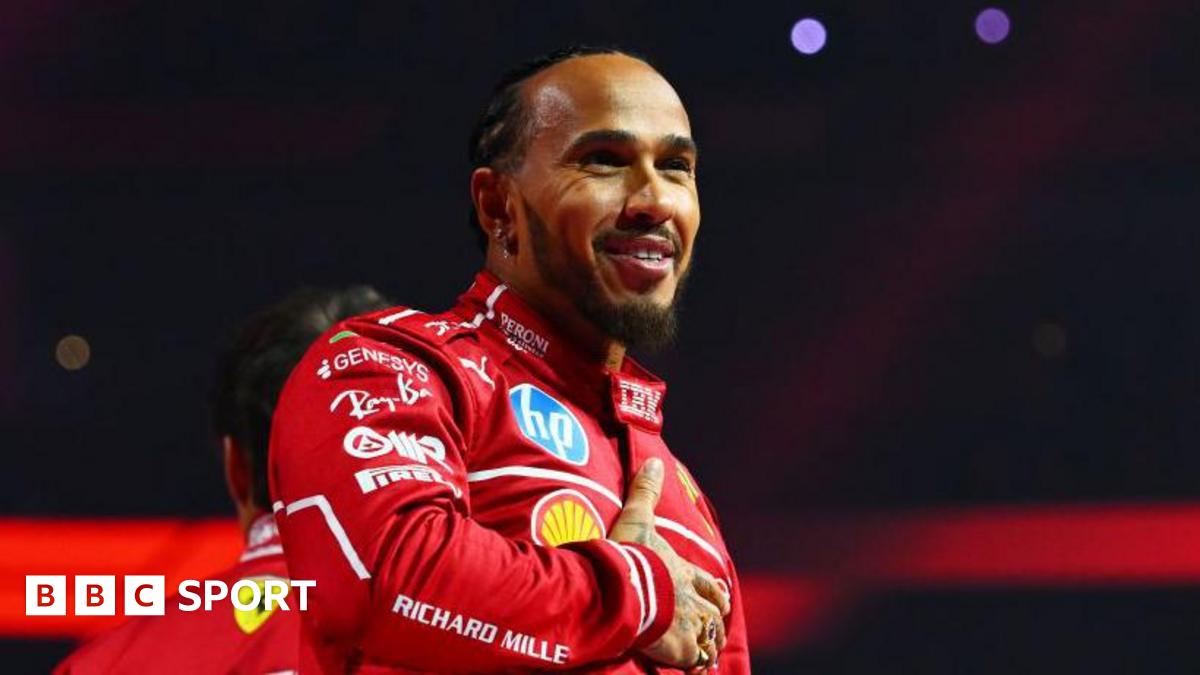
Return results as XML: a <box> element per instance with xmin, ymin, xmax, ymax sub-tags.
<box><xmin>354</xmin><ymin>464</ymin><xmax>462</xmax><ymax>498</ymax></box>
<box><xmin>425</xmin><ymin>320</ymin><xmax>473</xmax><ymax>337</ymax></box>
<box><xmin>233</xmin><ymin>576</ymin><xmax>285</xmax><ymax>634</ymax></box>
<box><xmin>459</xmin><ymin>355</ymin><xmax>494</xmax><ymax>389</ymax></box>
<box><xmin>246</xmin><ymin>517</ymin><xmax>279</xmax><ymax>549</ymax></box>
<box><xmin>342</xmin><ymin>426</ymin><xmax>450</xmax><ymax>470</ymax></box>
<box><xmin>676</xmin><ymin>462</ymin><xmax>701</xmax><ymax>503</ymax></box>
<box><xmin>330</xmin><ymin>390</ymin><xmax>402</xmax><ymax>420</ymax></box>
<box><xmin>498</xmin><ymin>312</ymin><xmax>549</xmax><ymax>358</ymax></box>
<box><xmin>617</xmin><ymin>379</ymin><xmax>663</xmax><ymax>425</ymax></box>
<box><xmin>397</xmin><ymin>373</ymin><xmax>433</xmax><ymax>405</ymax></box>
<box><xmin>316</xmin><ymin>346</ymin><xmax>430</xmax><ymax>381</ymax></box>
<box><xmin>530</xmin><ymin>489</ymin><xmax>605</xmax><ymax>547</ymax></box>
<box><xmin>508</xmin><ymin>383</ymin><xmax>588</xmax><ymax>465</ymax></box>
<box><xmin>675</xmin><ymin>461</ymin><xmax>716</xmax><ymax>537</ymax></box>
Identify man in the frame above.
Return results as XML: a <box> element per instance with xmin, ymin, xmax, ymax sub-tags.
<box><xmin>54</xmin><ymin>286</ymin><xmax>391</xmax><ymax>674</ymax></box>
<box><xmin>270</xmin><ymin>46</ymin><xmax>750</xmax><ymax>672</ymax></box>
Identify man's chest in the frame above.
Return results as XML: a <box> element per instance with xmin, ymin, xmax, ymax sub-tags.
<box><xmin>461</xmin><ymin>369</ymin><xmax>734</xmax><ymax>592</ymax></box>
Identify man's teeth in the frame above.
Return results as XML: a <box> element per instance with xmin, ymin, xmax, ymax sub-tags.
<box><xmin>630</xmin><ymin>250</ymin><xmax>665</xmax><ymax>261</ymax></box>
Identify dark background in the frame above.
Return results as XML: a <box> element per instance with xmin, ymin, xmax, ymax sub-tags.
<box><xmin>3</xmin><ymin>0</ymin><xmax>1199</xmax><ymax>672</ymax></box>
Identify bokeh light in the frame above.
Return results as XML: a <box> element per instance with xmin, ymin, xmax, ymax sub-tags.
<box><xmin>975</xmin><ymin>8</ymin><xmax>1011</xmax><ymax>44</ymax></box>
<box><xmin>1032</xmin><ymin>322</ymin><xmax>1067</xmax><ymax>359</ymax></box>
<box><xmin>790</xmin><ymin>18</ymin><xmax>827</xmax><ymax>55</ymax></box>
<box><xmin>55</xmin><ymin>334</ymin><xmax>91</xmax><ymax>371</ymax></box>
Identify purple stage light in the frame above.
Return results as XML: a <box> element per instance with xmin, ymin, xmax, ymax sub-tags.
<box><xmin>790</xmin><ymin>18</ymin><xmax>827</xmax><ymax>55</ymax></box>
<box><xmin>975</xmin><ymin>8</ymin><xmax>1011</xmax><ymax>44</ymax></box>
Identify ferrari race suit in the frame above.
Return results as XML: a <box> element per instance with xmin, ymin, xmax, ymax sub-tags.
<box><xmin>53</xmin><ymin>515</ymin><xmax>299</xmax><ymax>675</ymax></box>
<box><xmin>269</xmin><ymin>270</ymin><xmax>750</xmax><ymax>673</ymax></box>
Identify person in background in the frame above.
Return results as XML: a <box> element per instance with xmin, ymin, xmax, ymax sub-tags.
<box><xmin>54</xmin><ymin>285</ymin><xmax>391</xmax><ymax>674</ymax></box>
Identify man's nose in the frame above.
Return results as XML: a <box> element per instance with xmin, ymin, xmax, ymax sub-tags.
<box><xmin>621</xmin><ymin>164</ymin><xmax>676</xmax><ymax>227</ymax></box>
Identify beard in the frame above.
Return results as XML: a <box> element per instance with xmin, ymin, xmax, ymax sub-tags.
<box><xmin>526</xmin><ymin>202</ymin><xmax>689</xmax><ymax>353</ymax></box>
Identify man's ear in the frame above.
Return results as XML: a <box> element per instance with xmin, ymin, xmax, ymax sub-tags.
<box><xmin>222</xmin><ymin>435</ymin><xmax>253</xmax><ymax>510</ymax></box>
<box><xmin>471</xmin><ymin>167</ymin><xmax>512</xmax><ymax>240</ymax></box>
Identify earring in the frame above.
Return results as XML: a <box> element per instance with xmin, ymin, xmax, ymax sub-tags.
<box><xmin>494</xmin><ymin>227</ymin><xmax>511</xmax><ymax>258</ymax></box>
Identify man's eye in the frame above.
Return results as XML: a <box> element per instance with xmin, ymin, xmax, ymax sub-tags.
<box><xmin>580</xmin><ymin>151</ymin><xmax>626</xmax><ymax>167</ymax></box>
<box><xmin>659</xmin><ymin>158</ymin><xmax>694</xmax><ymax>173</ymax></box>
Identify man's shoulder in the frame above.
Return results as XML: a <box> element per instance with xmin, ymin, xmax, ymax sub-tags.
<box><xmin>325</xmin><ymin>305</ymin><xmax>484</xmax><ymax>359</ymax></box>
<box><xmin>288</xmin><ymin>303</ymin><xmax>497</xmax><ymax>400</ymax></box>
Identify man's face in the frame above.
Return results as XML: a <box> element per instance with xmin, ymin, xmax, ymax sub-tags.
<box><xmin>507</xmin><ymin>54</ymin><xmax>700</xmax><ymax>350</ymax></box>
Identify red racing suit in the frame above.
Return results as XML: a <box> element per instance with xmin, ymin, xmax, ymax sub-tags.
<box><xmin>53</xmin><ymin>515</ymin><xmax>299</xmax><ymax>675</ymax></box>
<box><xmin>269</xmin><ymin>270</ymin><xmax>750</xmax><ymax>673</ymax></box>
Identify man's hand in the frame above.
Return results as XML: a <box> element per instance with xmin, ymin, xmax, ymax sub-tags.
<box><xmin>609</xmin><ymin>458</ymin><xmax>730</xmax><ymax>671</ymax></box>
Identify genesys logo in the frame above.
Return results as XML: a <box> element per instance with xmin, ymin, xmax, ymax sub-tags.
<box><xmin>509</xmin><ymin>383</ymin><xmax>588</xmax><ymax>465</ymax></box>
<box><xmin>342</xmin><ymin>426</ymin><xmax>451</xmax><ymax>471</ymax></box>
<box><xmin>25</xmin><ymin>575</ymin><xmax>314</xmax><ymax>616</ymax></box>
<box><xmin>316</xmin><ymin>346</ymin><xmax>430</xmax><ymax>382</ymax></box>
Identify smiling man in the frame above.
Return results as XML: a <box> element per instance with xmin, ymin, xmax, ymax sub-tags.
<box><xmin>270</xmin><ymin>46</ymin><xmax>750</xmax><ymax>673</ymax></box>
<box><xmin>476</xmin><ymin>54</ymin><xmax>699</xmax><ymax>361</ymax></box>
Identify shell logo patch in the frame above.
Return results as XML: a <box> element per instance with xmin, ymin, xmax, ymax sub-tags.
<box><xmin>233</xmin><ymin>577</ymin><xmax>282</xmax><ymax>635</ymax></box>
<box><xmin>530</xmin><ymin>489</ymin><xmax>605</xmax><ymax>547</ymax></box>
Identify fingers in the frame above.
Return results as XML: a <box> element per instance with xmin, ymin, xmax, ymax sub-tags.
<box><xmin>692</xmin><ymin>567</ymin><xmax>731</xmax><ymax>618</ymax></box>
<box><xmin>687</xmin><ymin>646</ymin><xmax>712</xmax><ymax>674</ymax></box>
<box><xmin>627</xmin><ymin>457</ymin><xmax>664</xmax><ymax>511</ymax></box>
<box><xmin>711</xmin><ymin>610</ymin><xmax>727</xmax><ymax>653</ymax></box>
<box><xmin>693</xmin><ymin>595</ymin><xmax>727</xmax><ymax>656</ymax></box>
<box><xmin>689</xmin><ymin>613</ymin><xmax>719</xmax><ymax>673</ymax></box>
<box><xmin>691</xmin><ymin>567</ymin><xmax>729</xmax><ymax>651</ymax></box>
<box><xmin>640</xmin><ymin>592</ymin><xmax>725</xmax><ymax>670</ymax></box>
<box><xmin>700</xmin><ymin>634</ymin><xmax>718</xmax><ymax>672</ymax></box>
<box><xmin>664</xmin><ymin>617</ymin><xmax>705</xmax><ymax>672</ymax></box>
<box><xmin>619</xmin><ymin>458</ymin><xmax>664</xmax><ymax>523</ymax></box>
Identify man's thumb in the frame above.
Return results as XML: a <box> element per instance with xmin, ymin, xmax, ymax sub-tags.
<box><xmin>626</xmin><ymin>458</ymin><xmax>665</xmax><ymax>513</ymax></box>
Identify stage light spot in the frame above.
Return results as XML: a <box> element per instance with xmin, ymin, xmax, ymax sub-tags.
<box><xmin>1032</xmin><ymin>322</ymin><xmax>1066</xmax><ymax>359</ymax></box>
<box><xmin>55</xmin><ymin>335</ymin><xmax>91</xmax><ymax>371</ymax></box>
<box><xmin>790</xmin><ymin>18</ymin><xmax>827</xmax><ymax>55</ymax></box>
<box><xmin>975</xmin><ymin>8</ymin><xmax>1011</xmax><ymax>44</ymax></box>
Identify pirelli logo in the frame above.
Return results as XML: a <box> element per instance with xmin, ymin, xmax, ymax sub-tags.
<box><xmin>354</xmin><ymin>464</ymin><xmax>462</xmax><ymax>499</ymax></box>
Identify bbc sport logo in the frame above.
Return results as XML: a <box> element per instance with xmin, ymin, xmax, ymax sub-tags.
<box><xmin>25</xmin><ymin>575</ymin><xmax>315</xmax><ymax>616</ymax></box>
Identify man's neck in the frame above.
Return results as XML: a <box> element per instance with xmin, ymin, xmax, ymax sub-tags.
<box><xmin>603</xmin><ymin>341</ymin><xmax>626</xmax><ymax>372</ymax></box>
<box><xmin>486</xmin><ymin>261</ymin><xmax>625</xmax><ymax>371</ymax></box>
<box><xmin>237</xmin><ymin>505</ymin><xmax>263</xmax><ymax>538</ymax></box>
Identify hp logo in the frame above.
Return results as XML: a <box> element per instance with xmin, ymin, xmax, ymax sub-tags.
<box><xmin>508</xmin><ymin>383</ymin><xmax>589</xmax><ymax>465</ymax></box>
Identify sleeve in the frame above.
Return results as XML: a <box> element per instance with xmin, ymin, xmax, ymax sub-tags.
<box><xmin>269</xmin><ymin>332</ymin><xmax>674</xmax><ymax>672</ymax></box>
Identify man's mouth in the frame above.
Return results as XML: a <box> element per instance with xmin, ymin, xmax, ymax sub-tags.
<box><xmin>597</xmin><ymin>234</ymin><xmax>678</xmax><ymax>292</ymax></box>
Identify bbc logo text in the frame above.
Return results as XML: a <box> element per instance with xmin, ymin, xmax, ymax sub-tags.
<box><xmin>26</xmin><ymin>575</ymin><xmax>314</xmax><ymax>616</ymax></box>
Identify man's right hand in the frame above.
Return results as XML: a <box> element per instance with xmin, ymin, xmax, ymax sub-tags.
<box><xmin>609</xmin><ymin>458</ymin><xmax>730</xmax><ymax>671</ymax></box>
